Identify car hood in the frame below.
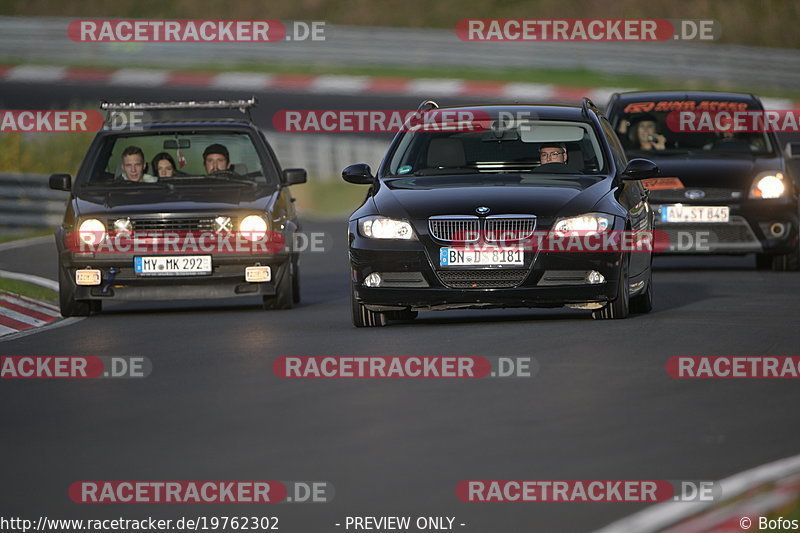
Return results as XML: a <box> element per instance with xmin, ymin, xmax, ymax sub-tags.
<box><xmin>374</xmin><ymin>175</ymin><xmax>613</xmax><ymax>221</ymax></box>
<box><xmin>636</xmin><ymin>153</ymin><xmax>784</xmax><ymax>189</ymax></box>
<box><xmin>73</xmin><ymin>188</ymin><xmax>277</xmax><ymax>217</ymax></box>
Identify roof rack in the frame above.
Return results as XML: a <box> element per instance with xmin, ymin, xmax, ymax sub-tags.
<box><xmin>100</xmin><ymin>98</ymin><xmax>258</xmax><ymax>124</ymax></box>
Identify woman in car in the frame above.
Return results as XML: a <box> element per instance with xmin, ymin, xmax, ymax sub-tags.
<box><xmin>634</xmin><ymin>117</ymin><xmax>667</xmax><ymax>151</ymax></box>
<box><xmin>619</xmin><ymin>114</ymin><xmax>667</xmax><ymax>151</ymax></box>
<box><xmin>151</xmin><ymin>152</ymin><xmax>179</xmax><ymax>177</ymax></box>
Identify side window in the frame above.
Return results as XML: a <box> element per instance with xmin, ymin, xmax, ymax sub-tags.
<box><xmin>600</xmin><ymin>117</ymin><xmax>628</xmax><ymax>172</ymax></box>
<box><xmin>260</xmin><ymin>131</ymin><xmax>283</xmax><ymax>179</ymax></box>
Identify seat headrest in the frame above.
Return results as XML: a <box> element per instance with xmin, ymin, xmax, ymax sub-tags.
<box><xmin>566</xmin><ymin>147</ymin><xmax>583</xmax><ymax>171</ymax></box>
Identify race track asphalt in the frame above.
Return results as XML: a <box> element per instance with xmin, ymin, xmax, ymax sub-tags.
<box><xmin>1</xmin><ymin>81</ymin><xmax>799</xmax><ymax>532</ymax></box>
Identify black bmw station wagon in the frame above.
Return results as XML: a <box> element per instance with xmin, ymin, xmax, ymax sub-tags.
<box><xmin>344</xmin><ymin>99</ymin><xmax>659</xmax><ymax>326</ymax></box>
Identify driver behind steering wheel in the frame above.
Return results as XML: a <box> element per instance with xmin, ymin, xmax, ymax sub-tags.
<box><xmin>539</xmin><ymin>142</ymin><xmax>568</xmax><ymax>165</ymax></box>
<box><xmin>203</xmin><ymin>143</ymin><xmax>235</xmax><ymax>175</ymax></box>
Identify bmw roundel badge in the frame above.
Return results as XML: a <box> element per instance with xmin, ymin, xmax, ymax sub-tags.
<box><xmin>476</xmin><ymin>206</ymin><xmax>491</xmax><ymax>215</ymax></box>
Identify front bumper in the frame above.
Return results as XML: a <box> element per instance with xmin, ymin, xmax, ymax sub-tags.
<box><xmin>651</xmin><ymin>197</ymin><xmax>798</xmax><ymax>254</ymax></box>
<box><xmin>59</xmin><ymin>249</ymin><xmax>290</xmax><ymax>301</ymax></box>
<box><xmin>349</xmin><ymin>244</ymin><xmax>628</xmax><ymax>311</ymax></box>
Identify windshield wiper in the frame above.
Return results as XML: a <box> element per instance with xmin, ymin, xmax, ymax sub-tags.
<box><xmin>414</xmin><ymin>167</ymin><xmax>480</xmax><ymax>176</ymax></box>
<box><xmin>201</xmin><ymin>175</ymin><xmax>259</xmax><ymax>190</ymax></box>
<box><xmin>631</xmin><ymin>149</ymin><xmax>694</xmax><ymax>156</ymax></box>
<box><xmin>87</xmin><ymin>181</ymin><xmax>175</xmax><ymax>191</ymax></box>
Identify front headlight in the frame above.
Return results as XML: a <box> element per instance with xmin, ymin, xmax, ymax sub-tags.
<box><xmin>239</xmin><ymin>215</ymin><xmax>269</xmax><ymax>241</ymax></box>
<box><xmin>749</xmin><ymin>172</ymin><xmax>786</xmax><ymax>199</ymax></box>
<box><xmin>359</xmin><ymin>216</ymin><xmax>415</xmax><ymax>240</ymax></box>
<box><xmin>552</xmin><ymin>213</ymin><xmax>612</xmax><ymax>235</ymax></box>
<box><xmin>78</xmin><ymin>218</ymin><xmax>106</xmax><ymax>245</ymax></box>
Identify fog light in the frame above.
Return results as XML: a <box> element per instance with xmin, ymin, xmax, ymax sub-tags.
<box><xmin>245</xmin><ymin>266</ymin><xmax>271</xmax><ymax>283</ymax></box>
<box><xmin>364</xmin><ymin>272</ymin><xmax>382</xmax><ymax>287</ymax></box>
<box><xmin>770</xmin><ymin>222</ymin><xmax>787</xmax><ymax>238</ymax></box>
<box><xmin>75</xmin><ymin>268</ymin><xmax>102</xmax><ymax>286</ymax></box>
<box><xmin>586</xmin><ymin>271</ymin><xmax>605</xmax><ymax>284</ymax></box>
<box><xmin>113</xmin><ymin>218</ymin><xmax>132</xmax><ymax>234</ymax></box>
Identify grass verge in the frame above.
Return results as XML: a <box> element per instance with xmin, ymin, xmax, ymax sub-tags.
<box><xmin>0</xmin><ymin>278</ymin><xmax>58</xmax><ymax>304</ymax></box>
<box><xmin>0</xmin><ymin>229</ymin><xmax>53</xmax><ymax>244</ymax></box>
<box><xmin>293</xmin><ymin>180</ymin><xmax>366</xmax><ymax>217</ymax></box>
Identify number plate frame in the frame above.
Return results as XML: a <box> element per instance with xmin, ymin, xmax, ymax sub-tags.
<box><xmin>661</xmin><ymin>205</ymin><xmax>730</xmax><ymax>223</ymax></box>
<box><xmin>439</xmin><ymin>247</ymin><xmax>524</xmax><ymax>267</ymax></box>
<box><xmin>134</xmin><ymin>255</ymin><xmax>212</xmax><ymax>276</ymax></box>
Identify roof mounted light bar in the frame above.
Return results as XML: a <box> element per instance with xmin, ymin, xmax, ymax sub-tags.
<box><xmin>100</xmin><ymin>98</ymin><xmax>258</xmax><ymax>123</ymax></box>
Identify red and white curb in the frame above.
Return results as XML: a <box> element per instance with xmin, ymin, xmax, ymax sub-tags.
<box><xmin>0</xmin><ymin>266</ymin><xmax>61</xmax><ymax>337</ymax></box>
<box><xmin>0</xmin><ymin>291</ymin><xmax>60</xmax><ymax>336</ymax></box>
<box><xmin>594</xmin><ymin>453</ymin><xmax>800</xmax><ymax>533</ymax></box>
<box><xmin>3</xmin><ymin>64</ymin><xmax>796</xmax><ymax>108</ymax></box>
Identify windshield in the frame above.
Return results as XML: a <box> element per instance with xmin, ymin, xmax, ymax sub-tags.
<box><xmin>613</xmin><ymin>99</ymin><xmax>774</xmax><ymax>155</ymax></box>
<box><xmin>386</xmin><ymin>119</ymin><xmax>606</xmax><ymax>179</ymax></box>
<box><xmin>85</xmin><ymin>131</ymin><xmax>273</xmax><ymax>186</ymax></box>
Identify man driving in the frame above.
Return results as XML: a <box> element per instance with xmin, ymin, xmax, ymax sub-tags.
<box><xmin>203</xmin><ymin>143</ymin><xmax>231</xmax><ymax>174</ymax></box>
<box><xmin>539</xmin><ymin>142</ymin><xmax>568</xmax><ymax>164</ymax></box>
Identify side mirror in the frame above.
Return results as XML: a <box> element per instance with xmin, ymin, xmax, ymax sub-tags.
<box><xmin>49</xmin><ymin>173</ymin><xmax>72</xmax><ymax>191</ymax></box>
<box><xmin>621</xmin><ymin>158</ymin><xmax>660</xmax><ymax>181</ymax></box>
<box><xmin>283</xmin><ymin>168</ymin><xmax>307</xmax><ymax>185</ymax></box>
<box><xmin>342</xmin><ymin>163</ymin><xmax>374</xmax><ymax>185</ymax></box>
<box><xmin>785</xmin><ymin>142</ymin><xmax>800</xmax><ymax>159</ymax></box>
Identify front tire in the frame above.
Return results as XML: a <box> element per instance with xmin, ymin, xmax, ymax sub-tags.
<box><xmin>351</xmin><ymin>287</ymin><xmax>387</xmax><ymax>327</ymax></box>
<box><xmin>262</xmin><ymin>264</ymin><xmax>293</xmax><ymax>310</ymax></box>
<box><xmin>629</xmin><ymin>271</ymin><xmax>653</xmax><ymax>314</ymax></box>
<box><xmin>58</xmin><ymin>265</ymin><xmax>92</xmax><ymax>317</ymax></box>
<box><xmin>771</xmin><ymin>245</ymin><xmax>800</xmax><ymax>271</ymax></box>
<box><xmin>291</xmin><ymin>255</ymin><xmax>301</xmax><ymax>304</ymax></box>
<box><xmin>592</xmin><ymin>262</ymin><xmax>629</xmax><ymax>320</ymax></box>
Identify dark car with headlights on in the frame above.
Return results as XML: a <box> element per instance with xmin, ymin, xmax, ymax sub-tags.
<box><xmin>49</xmin><ymin>99</ymin><xmax>306</xmax><ymax>317</ymax></box>
<box><xmin>343</xmin><ymin>99</ymin><xmax>659</xmax><ymax>327</ymax></box>
<box><xmin>606</xmin><ymin>91</ymin><xmax>800</xmax><ymax>269</ymax></box>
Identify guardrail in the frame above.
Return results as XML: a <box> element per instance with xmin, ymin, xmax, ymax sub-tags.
<box><xmin>1</xmin><ymin>17</ymin><xmax>800</xmax><ymax>90</ymax></box>
<box><xmin>268</xmin><ymin>132</ymin><xmax>387</xmax><ymax>184</ymax></box>
<box><xmin>0</xmin><ymin>173</ymin><xmax>67</xmax><ymax>227</ymax></box>
<box><xmin>0</xmin><ymin>133</ymin><xmax>386</xmax><ymax>227</ymax></box>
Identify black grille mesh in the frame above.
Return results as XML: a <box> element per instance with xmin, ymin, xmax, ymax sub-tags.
<box><xmin>436</xmin><ymin>269</ymin><xmax>529</xmax><ymax>289</ymax></box>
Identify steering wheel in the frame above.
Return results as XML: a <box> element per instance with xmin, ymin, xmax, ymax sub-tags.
<box><xmin>209</xmin><ymin>169</ymin><xmax>237</xmax><ymax>178</ymax></box>
<box><xmin>531</xmin><ymin>162</ymin><xmax>580</xmax><ymax>174</ymax></box>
